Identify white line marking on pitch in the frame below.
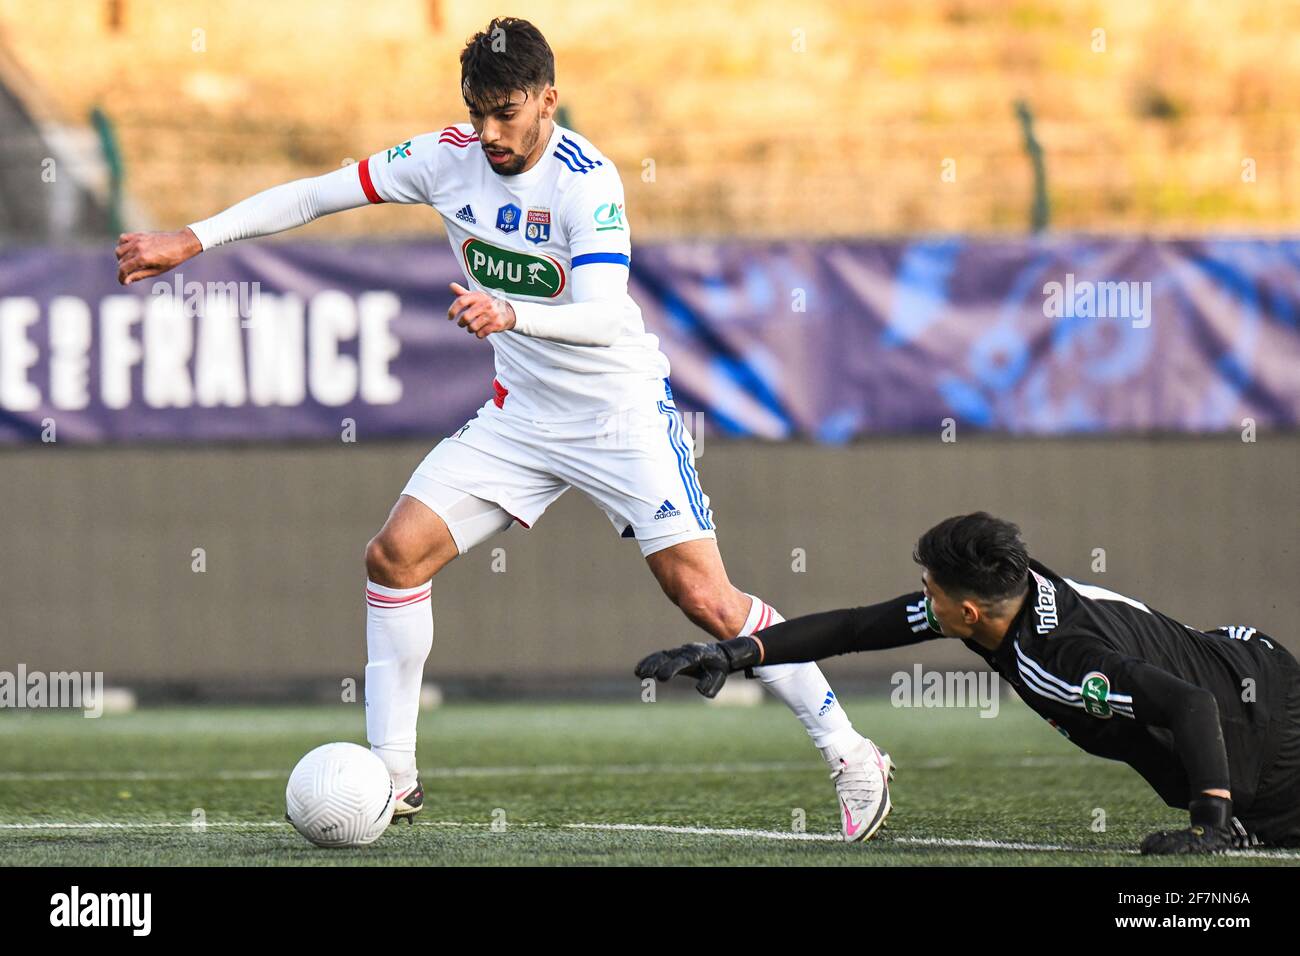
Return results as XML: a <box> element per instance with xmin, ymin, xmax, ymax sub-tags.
<box><xmin>3</xmin><ymin>819</ymin><xmax>1297</xmax><ymax>857</ymax></box>
<box><xmin>0</xmin><ymin>763</ymin><xmax>809</xmax><ymax>782</ymax></box>
<box><xmin>0</xmin><ymin>755</ymin><xmax>1091</xmax><ymax>783</ymax></box>
<box><xmin>562</xmin><ymin>825</ymin><xmax>1300</xmax><ymax>857</ymax></box>
<box><xmin>564</xmin><ymin>822</ymin><xmax>844</xmax><ymax>842</ymax></box>
<box><xmin>0</xmin><ymin>821</ymin><xmax>284</xmax><ymax>830</ymax></box>
<box><xmin>562</xmin><ymin>823</ymin><xmax>1091</xmax><ymax>851</ymax></box>
<box><xmin>0</xmin><ymin>821</ymin><xmax>552</xmax><ymax>833</ymax></box>
<box><xmin>890</xmin><ymin>835</ymin><xmax>1087</xmax><ymax>852</ymax></box>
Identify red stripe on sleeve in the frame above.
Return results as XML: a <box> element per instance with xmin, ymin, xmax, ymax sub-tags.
<box><xmin>358</xmin><ymin>157</ymin><xmax>385</xmax><ymax>204</ymax></box>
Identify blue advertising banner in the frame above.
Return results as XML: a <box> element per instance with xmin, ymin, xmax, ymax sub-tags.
<box><xmin>0</xmin><ymin>237</ymin><xmax>1297</xmax><ymax>444</ymax></box>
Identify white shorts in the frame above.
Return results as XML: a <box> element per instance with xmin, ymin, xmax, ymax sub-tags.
<box><xmin>400</xmin><ymin>385</ymin><xmax>717</xmax><ymax>559</ymax></box>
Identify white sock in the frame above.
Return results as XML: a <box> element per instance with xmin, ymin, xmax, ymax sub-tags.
<box><xmin>364</xmin><ymin>579</ymin><xmax>433</xmax><ymax>789</ymax></box>
<box><xmin>741</xmin><ymin>593</ymin><xmax>863</xmax><ymax>761</ymax></box>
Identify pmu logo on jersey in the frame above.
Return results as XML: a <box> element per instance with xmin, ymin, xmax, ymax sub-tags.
<box><xmin>461</xmin><ymin>238</ymin><xmax>566</xmax><ymax>298</ymax></box>
<box><xmin>525</xmin><ymin>208</ymin><xmax>551</xmax><ymax>244</ymax></box>
<box><xmin>496</xmin><ymin>203</ymin><xmax>521</xmax><ymax>234</ymax></box>
<box><xmin>1080</xmin><ymin>671</ymin><xmax>1112</xmax><ymax>719</ymax></box>
<box><xmin>386</xmin><ymin>140</ymin><xmax>412</xmax><ymax>162</ymax></box>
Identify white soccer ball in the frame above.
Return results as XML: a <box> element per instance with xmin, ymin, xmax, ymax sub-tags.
<box><xmin>285</xmin><ymin>742</ymin><xmax>396</xmax><ymax>847</ymax></box>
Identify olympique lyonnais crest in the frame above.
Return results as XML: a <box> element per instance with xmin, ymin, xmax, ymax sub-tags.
<box><xmin>525</xmin><ymin>208</ymin><xmax>551</xmax><ymax>244</ymax></box>
<box><xmin>496</xmin><ymin>203</ymin><xmax>521</xmax><ymax>234</ymax></box>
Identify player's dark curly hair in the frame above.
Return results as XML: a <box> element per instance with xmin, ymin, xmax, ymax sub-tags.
<box><xmin>460</xmin><ymin>17</ymin><xmax>555</xmax><ymax>111</ymax></box>
<box><xmin>913</xmin><ymin>512</ymin><xmax>1030</xmax><ymax>603</ymax></box>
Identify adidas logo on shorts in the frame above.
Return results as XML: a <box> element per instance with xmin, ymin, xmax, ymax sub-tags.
<box><xmin>653</xmin><ymin>499</ymin><xmax>681</xmax><ymax>520</ymax></box>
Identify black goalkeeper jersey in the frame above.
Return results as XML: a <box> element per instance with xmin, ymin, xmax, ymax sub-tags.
<box><xmin>965</xmin><ymin>560</ymin><xmax>1293</xmax><ymax>817</ymax></box>
<box><xmin>754</xmin><ymin>559</ymin><xmax>1300</xmax><ymax>831</ymax></box>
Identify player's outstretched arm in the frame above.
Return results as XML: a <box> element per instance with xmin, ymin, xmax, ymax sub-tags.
<box><xmin>115</xmin><ymin>162</ymin><xmax>373</xmax><ymax>286</ymax></box>
<box><xmin>636</xmin><ymin>592</ymin><xmax>938</xmax><ymax>698</ymax></box>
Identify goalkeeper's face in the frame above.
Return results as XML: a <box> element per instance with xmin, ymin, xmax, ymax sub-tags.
<box><xmin>466</xmin><ymin>85</ymin><xmax>557</xmax><ymax>176</ymax></box>
<box><xmin>921</xmin><ymin>570</ymin><xmax>978</xmax><ymax>639</ymax></box>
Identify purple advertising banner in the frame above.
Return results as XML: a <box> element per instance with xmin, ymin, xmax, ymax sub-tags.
<box><xmin>0</xmin><ymin>237</ymin><xmax>1297</xmax><ymax>444</ymax></box>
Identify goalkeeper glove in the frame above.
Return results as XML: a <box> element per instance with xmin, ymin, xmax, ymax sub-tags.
<box><xmin>1139</xmin><ymin>795</ymin><xmax>1234</xmax><ymax>855</ymax></box>
<box><xmin>634</xmin><ymin>637</ymin><xmax>762</xmax><ymax>698</ymax></box>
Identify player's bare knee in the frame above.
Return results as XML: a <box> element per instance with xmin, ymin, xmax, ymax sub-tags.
<box><xmin>364</xmin><ymin>535</ymin><xmax>425</xmax><ymax>589</ymax></box>
<box><xmin>673</xmin><ymin>583</ymin><xmax>733</xmax><ymax>637</ymax></box>
<box><xmin>363</xmin><ymin>535</ymin><xmax>394</xmax><ymax>583</ymax></box>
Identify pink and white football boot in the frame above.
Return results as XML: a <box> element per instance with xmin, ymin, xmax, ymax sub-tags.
<box><xmin>829</xmin><ymin>738</ymin><xmax>894</xmax><ymax>842</ymax></box>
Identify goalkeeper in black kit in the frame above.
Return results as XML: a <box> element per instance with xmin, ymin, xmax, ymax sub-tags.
<box><xmin>636</xmin><ymin>513</ymin><xmax>1300</xmax><ymax>854</ymax></box>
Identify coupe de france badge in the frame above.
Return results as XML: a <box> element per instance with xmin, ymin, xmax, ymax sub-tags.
<box><xmin>496</xmin><ymin>203</ymin><xmax>521</xmax><ymax>234</ymax></box>
<box><xmin>525</xmin><ymin>208</ymin><xmax>551</xmax><ymax>244</ymax></box>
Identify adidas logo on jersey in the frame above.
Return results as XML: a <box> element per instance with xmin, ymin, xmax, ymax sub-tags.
<box><xmin>454</xmin><ymin>204</ymin><xmax>476</xmax><ymax>224</ymax></box>
<box><xmin>1218</xmin><ymin>625</ymin><xmax>1272</xmax><ymax>648</ymax></box>
<box><xmin>553</xmin><ymin>135</ymin><xmax>603</xmax><ymax>175</ymax></box>
<box><xmin>818</xmin><ymin>691</ymin><xmax>837</xmax><ymax>717</ymax></box>
<box><xmin>653</xmin><ymin>499</ymin><xmax>681</xmax><ymax>520</ymax></box>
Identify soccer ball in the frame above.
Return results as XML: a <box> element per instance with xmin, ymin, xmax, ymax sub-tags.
<box><xmin>285</xmin><ymin>742</ymin><xmax>396</xmax><ymax>847</ymax></box>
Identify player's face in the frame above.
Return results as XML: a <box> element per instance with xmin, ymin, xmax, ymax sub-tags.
<box><xmin>466</xmin><ymin>88</ymin><xmax>550</xmax><ymax>176</ymax></box>
<box><xmin>920</xmin><ymin>570</ymin><xmax>977</xmax><ymax>639</ymax></box>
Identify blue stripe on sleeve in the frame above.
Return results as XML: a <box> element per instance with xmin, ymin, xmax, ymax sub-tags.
<box><xmin>571</xmin><ymin>252</ymin><xmax>630</xmax><ymax>268</ymax></box>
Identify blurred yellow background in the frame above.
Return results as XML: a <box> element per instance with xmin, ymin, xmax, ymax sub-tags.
<box><xmin>2</xmin><ymin>0</ymin><xmax>1298</xmax><ymax>238</ymax></box>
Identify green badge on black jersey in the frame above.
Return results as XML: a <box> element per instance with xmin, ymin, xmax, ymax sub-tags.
<box><xmin>1081</xmin><ymin>671</ymin><xmax>1112</xmax><ymax>718</ymax></box>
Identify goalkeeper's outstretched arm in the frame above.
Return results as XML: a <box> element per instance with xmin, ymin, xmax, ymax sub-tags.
<box><xmin>740</xmin><ymin>592</ymin><xmax>936</xmax><ymax>665</ymax></box>
<box><xmin>115</xmin><ymin>163</ymin><xmax>370</xmax><ymax>286</ymax></box>
<box><xmin>636</xmin><ymin>593</ymin><xmax>937</xmax><ymax>697</ymax></box>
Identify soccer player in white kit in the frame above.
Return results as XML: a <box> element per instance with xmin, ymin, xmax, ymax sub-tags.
<box><xmin>114</xmin><ymin>17</ymin><xmax>892</xmax><ymax>841</ymax></box>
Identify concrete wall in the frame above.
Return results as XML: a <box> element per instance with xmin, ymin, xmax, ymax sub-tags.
<box><xmin>2</xmin><ymin>434</ymin><xmax>1296</xmax><ymax>690</ymax></box>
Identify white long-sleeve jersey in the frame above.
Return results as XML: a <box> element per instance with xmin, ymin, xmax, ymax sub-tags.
<box><xmin>188</xmin><ymin>122</ymin><xmax>671</xmax><ymax>422</ymax></box>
